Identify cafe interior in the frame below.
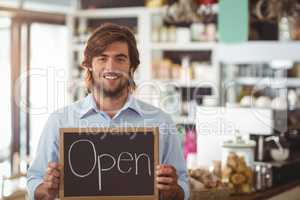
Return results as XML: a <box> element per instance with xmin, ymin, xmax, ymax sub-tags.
<box><xmin>1</xmin><ymin>0</ymin><xmax>300</xmax><ymax>199</ymax></box>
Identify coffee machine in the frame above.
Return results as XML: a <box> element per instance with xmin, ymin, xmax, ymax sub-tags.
<box><xmin>196</xmin><ymin>106</ymin><xmax>273</xmax><ymax>166</ymax></box>
<box><xmin>196</xmin><ymin>106</ymin><xmax>300</xmax><ymax>186</ymax></box>
<box><xmin>252</xmin><ymin>108</ymin><xmax>300</xmax><ymax>185</ymax></box>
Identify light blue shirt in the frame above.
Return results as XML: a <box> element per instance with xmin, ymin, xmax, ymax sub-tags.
<box><xmin>27</xmin><ymin>94</ymin><xmax>189</xmax><ymax>200</ymax></box>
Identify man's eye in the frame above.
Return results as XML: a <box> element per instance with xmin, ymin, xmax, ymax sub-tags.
<box><xmin>117</xmin><ymin>58</ymin><xmax>126</xmax><ymax>63</ymax></box>
<box><xmin>98</xmin><ymin>57</ymin><xmax>106</xmax><ymax>62</ymax></box>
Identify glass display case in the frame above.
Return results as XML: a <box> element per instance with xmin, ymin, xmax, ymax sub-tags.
<box><xmin>217</xmin><ymin>42</ymin><xmax>300</xmax><ymax>109</ymax></box>
<box><xmin>220</xmin><ymin>61</ymin><xmax>300</xmax><ymax>109</ymax></box>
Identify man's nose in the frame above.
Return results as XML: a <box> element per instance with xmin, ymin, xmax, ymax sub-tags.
<box><xmin>105</xmin><ymin>58</ymin><xmax>116</xmax><ymax>71</ymax></box>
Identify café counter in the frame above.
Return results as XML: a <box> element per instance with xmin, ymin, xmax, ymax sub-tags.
<box><xmin>189</xmin><ymin>179</ymin><xmax>300</xmax><ymax>200</ymax></box>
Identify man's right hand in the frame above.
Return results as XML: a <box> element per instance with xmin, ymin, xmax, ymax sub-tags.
<box><xmin>35</xmin><ymin>162</ymin><xmax>60</xmax><ymax>200</ymax></box>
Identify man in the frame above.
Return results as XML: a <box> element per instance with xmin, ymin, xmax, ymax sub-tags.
<box><xmin>27</xmin><ymin>23</ymin><xmax>189</xmax><ymax>200</ymax></box>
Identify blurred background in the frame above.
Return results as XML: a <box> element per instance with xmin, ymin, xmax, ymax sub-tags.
<box><xmin>1</xmin><ymin>0</ymin><xmax>300</xmax><ymax>199</ymax></box>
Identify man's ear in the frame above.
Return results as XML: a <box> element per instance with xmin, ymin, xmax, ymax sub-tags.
<box><xmin>128</xmin><ymin>67</ymin><xmax>136</xmax><ymax>92</ymax></box>
<box><xmin>130</xmin><ymin>68</ymin><xmax>135</xmax><ymax>77</ymax></box>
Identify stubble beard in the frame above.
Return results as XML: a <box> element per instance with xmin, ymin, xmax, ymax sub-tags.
<box><xmin>92</xmin><ymin>75</ymin><xmax>129</xmax><ymax>99</ymax></box>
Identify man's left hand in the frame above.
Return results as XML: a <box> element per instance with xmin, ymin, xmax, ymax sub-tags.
<box><xmin>156</xmin><ymin>164</ymin><xmax>184</xmax><ymax>200</ymax></box>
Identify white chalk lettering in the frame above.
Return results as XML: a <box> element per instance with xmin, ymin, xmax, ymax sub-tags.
<box><xmin>68</xmin><ymin>139</ymin><xmax>151</xmax><ymax>191</ymax></box>
<box><xmin>135</xmin><ymin>153</ymin><xmax>151</xmax><ymax>176</ymax></box>
<box><xmin>117</xmin><ymin>152</ymin><xmax>133</xmax><ymax>174</ymax></box>
<box><xmin>98</xmin><ymin>153</ymin><xmax>116</xmax><ymax>191</ymax></box>
<box><xmin>68</xmin><ymin>139</ymin><xmax>97</xmax><ymax>177</ymax></box>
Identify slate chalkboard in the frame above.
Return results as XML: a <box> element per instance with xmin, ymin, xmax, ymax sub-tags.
<box><xmin>59</xmin><ymin>127</ymin><xmax>159</xmax><ymax>200</ymax></box>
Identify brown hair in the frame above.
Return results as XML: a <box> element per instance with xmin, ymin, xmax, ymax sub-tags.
<box><xmin>81</xmin><ymin>23</ymin><xmax>140</xmax><ymax>92</ymax></box>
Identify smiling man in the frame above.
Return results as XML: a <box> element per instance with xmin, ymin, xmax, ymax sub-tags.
<box><xmin>27</xmin><ymin>23</ymin><xmax>189</xmax><ymax>200</ymax></box>
<box><xmin>93</xmin><ymin>41</ymin><xmax>130</xmax><ymax>98</ymax></box>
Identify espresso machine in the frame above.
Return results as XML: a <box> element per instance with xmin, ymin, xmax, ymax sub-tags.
<box><xmin>251</xmin><ymin>108</ymin><xmax>300</xmax><ymax>186</ymax></box>
<box><xmin>196</xmin><ymin>106</ymin><xmax>273</xmax><ymax>166</ymax></box>
<box><xmin>196</xmin><ymin>106</ymin><xmax>300</xmax><ymax>188</ymax></box>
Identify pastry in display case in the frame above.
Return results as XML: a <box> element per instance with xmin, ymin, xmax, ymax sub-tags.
<box><xmin>221</xmin><ymin>136</ymin><xmax>256</xmax><ymax>194</ymax></box>
<box><xmin>188</xmin><ymin>165</ymin><xmax>233</xmax><ymax>200</ymax></box>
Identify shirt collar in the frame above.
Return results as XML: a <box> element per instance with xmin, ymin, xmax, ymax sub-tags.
<box><xmin>120</xmin><ymin>94</ymin><xmax>143</xmax><ymax>117</ymax></box>
<box><xmin>79</xmin><ymin>93</ymin><xmax>143</xmax><ymax>119</ymax></box>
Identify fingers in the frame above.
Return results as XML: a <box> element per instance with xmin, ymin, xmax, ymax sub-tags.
<box><xmin>44</xmin><ymin>175</ymin><xmax>59</xmax><ymax>189</ymax></box>
<box><xmin>156</xmin><ymin>176</ymin><xmax>175</xmax><ymax>185</ymax></box>
<box><xmin>44</xmin><ymin>162</ymin><xmax>61</xmax><ymax>190</ymax></box>
<box><xmin>47</xmin><ymin>162</ymin><xmax>60</xmax><ymax>171</ymax></box>
<box><xmin>156</xmin><ymin>164</ymin><xmax>178</xmax><ymax>192</ymax></box>
<box><xmin>48</xmin><ymin>162</ymin><xmax>59</xmax><ymax>168</ymax></box>
<box><xmin>157</xmin><ymin>183</ymin><xmax>171</xmax><ymax>190</ymax></box>
<box><xmin>157</xmin><ymin>164</ymin><xmax>176</xmax><ymax>172</ymax></box>
<box><xmin>47</xmin><ymin>162</ymin><xmax>60</xmax><ymax>177</ymax></box>
<box><xmin>44</xmin><ymin>178</ymin><xmax>59</xmax><ymax>189</ymax></box>
<box><xmin>44</xmin><ymin>174</ymin><xmax>60</xmax><ymax>184</ymax></box>
<box><xmin>46</xmin><ymin>167</ymin><xmax>60</xmax><ymax>178</ymax></box>
<box><xmin>156</xmin><ymin>165</ymin><xmax>177</xmax><ymax>178</ymax></box>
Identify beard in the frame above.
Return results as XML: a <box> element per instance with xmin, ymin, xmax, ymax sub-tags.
<box><xmin>92</xmin><ymin>71</ymin><xmax>130</xmax><ymax>99</ymax></box>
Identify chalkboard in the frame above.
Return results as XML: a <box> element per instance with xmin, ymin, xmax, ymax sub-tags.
<box><xmin>59</xmin><ymin>127</ymin><xmax>159</xmax><ymax>200</ymax></box>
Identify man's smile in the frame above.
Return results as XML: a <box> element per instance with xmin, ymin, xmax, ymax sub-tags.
<box><xmin>102</xmin><ymin>72</ymin><xmax>121</xmax><ymax>80</ymax></box>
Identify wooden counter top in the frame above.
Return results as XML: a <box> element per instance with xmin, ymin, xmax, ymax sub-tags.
<box><xmin>226</xmin><ymin>179</ymin><xmax>300</xmax><ymax>200</ymax></box>
<box><xmin>190</xmin><ymin>180</ymin><xmax>300</xmax><ymax>200</ymax></box>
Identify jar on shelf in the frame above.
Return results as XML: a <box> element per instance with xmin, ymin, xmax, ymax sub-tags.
<box><xmin>221</xmin><ymin>135</ymin><xmax>256</xmax><ymax>194</ymax></box>
<box><xmin>152</xmin><ymin>27</ymin><xmax>160</xmax><ymax>42</ymax></box>
<box><xmin>190</xmin><ymin>22</ymin><xmax>205</xmax><ymax>41</ymax></box>
<box><xmin>160</xmin><ymin>26</ymin><xmax>168</xmax><ymax>42</ymax></box>
<box><xmin>168</xmin><ymin>26</ymin><xmax>177</xmax><ymax>42</ymax></box>
<box><xmin>180</xmin><ymin>56</ymin><xmax>192</xmax><ymax>81</ymax></box>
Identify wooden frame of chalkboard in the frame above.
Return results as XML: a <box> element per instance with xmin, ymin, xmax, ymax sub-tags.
<box><xmin>59</xmin><ymin>127</ymin><xmax>159</xmax><ymax>200</ymax></box>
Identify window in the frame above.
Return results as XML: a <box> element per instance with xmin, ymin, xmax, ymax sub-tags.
<box><xmin>0</xmin><ymin>17</ymin><xmax>12</xmax><ymax>175</ymax></box>
<box><xmin>28</xmin><ymin>23</ymin><xmax>68</xmax><ymax>157</ymax></box>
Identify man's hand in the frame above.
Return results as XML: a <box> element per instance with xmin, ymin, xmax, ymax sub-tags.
<box><xmin>156</xmin><ymin>164</ymin><xmax>184</xmax><ymax>200</ymax></box>
<box><xmin>35</xmin><ymin>162</ymin><xmax>60</xmax><ymax>200</ymax></box>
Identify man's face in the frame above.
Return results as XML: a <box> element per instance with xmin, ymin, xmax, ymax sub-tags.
<box><xmin>91</xmin><ymin>41</ymin><xmax>131</xmax><ymax>98</ymax></box>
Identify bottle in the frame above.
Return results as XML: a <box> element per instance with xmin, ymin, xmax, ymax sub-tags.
<box><xmin>278</xmin><ymin>14</ymin><xmax>291</xmax><ymax>41</ymax></box>
<box><xmin>180</xmin><ymin>56</ymin><xmax>192</xmax><ymax>82</ymax></box>
<box><xmin>255</xmin><ymin>164</ymin><xmax>263</xmax><ymax>191</ymax></box>
<box><xmin>288</xmin><ymin>89</ymin><xmax>298</xmax><ymax>109</ymax></box>
<box><xmin>265</xmin><ymin>164</ymin><xmax>273</xmax><ymax>188</ymax></box>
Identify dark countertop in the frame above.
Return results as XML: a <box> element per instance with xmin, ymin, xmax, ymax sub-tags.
<box><xmin>227</xmin><ymin>179</ymin><xmax>300</xmax><ymax>200</ymax></box>
<box><xmin>190</xmin><ymin>179</ymin><xmax>300</xmax><ymax>200</ymax></box>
